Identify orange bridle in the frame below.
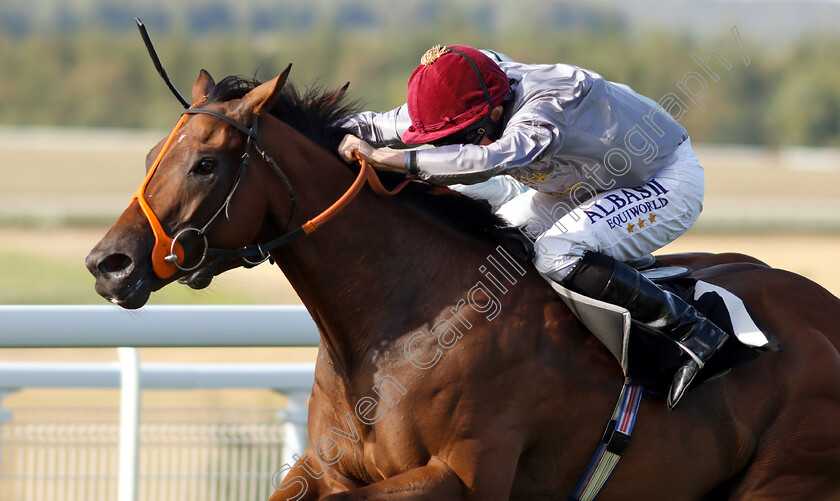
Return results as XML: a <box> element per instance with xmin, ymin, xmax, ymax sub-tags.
<box><xmin>130</xmin><ymin>100</ymin><xmax>412</xmax><ymax>280</ymax></box>
<box><xmin>130</xmin><ymin>103</ymin><xmax>201</xmax><ymax>279</ymax></box>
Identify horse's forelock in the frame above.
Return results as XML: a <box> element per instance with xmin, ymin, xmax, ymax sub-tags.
<box><xmin>206</xmin><ymin>75</ymin><xmax>260</xmax><ymax>104</ymax></box>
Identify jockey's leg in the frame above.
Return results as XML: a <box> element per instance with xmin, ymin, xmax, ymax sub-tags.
<box><xmin>557</xmin><ymin>251</ymin><xmax>729</xmax><ymax>409</ymax></box>
<box><xmin>531</xmin><ymin>140</ymin><xmax>727</xmax><ymax>408</ymax></box>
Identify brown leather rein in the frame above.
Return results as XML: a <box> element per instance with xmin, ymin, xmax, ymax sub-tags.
<box><xmin>130</xmin><ymin>100</ymin><xmax>413</xmax><ymax>279</ymax></box>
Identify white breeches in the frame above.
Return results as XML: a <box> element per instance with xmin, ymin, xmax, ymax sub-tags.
<box><xmin>454</xmin><ymin>140</ymin><xmax>705</xmax><ymax>281</ymax></box>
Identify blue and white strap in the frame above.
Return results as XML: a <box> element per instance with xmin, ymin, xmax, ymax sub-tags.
<box><xmin>569</xmin><ymin>383</ymin><xmax>644</xmax><ymax>501</ymax></box>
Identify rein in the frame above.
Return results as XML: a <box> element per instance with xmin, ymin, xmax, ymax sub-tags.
<box><xmin>131</xmin><ymin>101</ymin><xmax>412</xmax><ymax>279</ymax></box>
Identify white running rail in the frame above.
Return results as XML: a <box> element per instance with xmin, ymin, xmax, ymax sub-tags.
<box><xmin>0</xmin><ymin>305</ymin><xmax>320</xmax><ymax>501</ymax></box>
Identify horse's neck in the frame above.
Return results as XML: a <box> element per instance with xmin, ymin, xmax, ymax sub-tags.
<box><xmin>262</xmin><ymin>125</ymin><xmax>499</xmax><ymax>373</ymax></box>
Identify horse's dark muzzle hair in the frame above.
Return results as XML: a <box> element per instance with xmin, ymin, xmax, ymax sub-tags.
<box><xmin>86</xmin><ymin>202</ymin><xmax>160</xmax><ymax>309</ymax></box>
<box><xmin>86</xmin><ymin>242</ymin><xmax>149</xmax><ymax>309</ymax></box>
<box><xmin>86</xmin><ymin>247</ymin><xmax>135</xmax><ymax>282</ymax></box>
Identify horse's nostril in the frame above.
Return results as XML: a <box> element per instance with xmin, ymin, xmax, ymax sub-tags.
<box><xmin>99</xmin><ymin>253</ymin><xmax>133</xmax><ymax>274</ymax></box>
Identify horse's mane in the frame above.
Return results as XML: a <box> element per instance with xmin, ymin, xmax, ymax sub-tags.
<box><xmin>207</xmin><ymin>75</ymin><xmax>509</xmax><ymax>243</ymax></box>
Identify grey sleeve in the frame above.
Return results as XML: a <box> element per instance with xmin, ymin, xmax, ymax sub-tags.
<box><xmin>408</xmin><ymin>98</ymin><xmax>567</xmax><ymax>185</ymax></box>
<box><xmin>340</xmin><ymin>105</ymin><xmax>414</xmax><ymax>149</ymax></box>
<box><xmin>449</xmin><ymin>176</ymin><xmax>532</xmax><ymax>212</ymax></box>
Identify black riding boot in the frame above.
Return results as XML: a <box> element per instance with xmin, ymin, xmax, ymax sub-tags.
<box><xmin>558</xmin><ymin>251</ymin><xmax>729</xmax><ymax>410</ymax></box>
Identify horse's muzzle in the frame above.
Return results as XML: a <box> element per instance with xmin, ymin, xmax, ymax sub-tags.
<box><xmin>86</xmin><ymin>245</ymin><xmax>153</xmax><ymax>309</ymax></box>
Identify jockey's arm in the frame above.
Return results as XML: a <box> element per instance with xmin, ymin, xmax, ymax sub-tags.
<box><xmin>340</xmin><ymin>106</ymin><xmax>413</xmax><ymax>150</ymax></box>
<box><xmin>341</xmin><ymin>99</ymin><xmax>563</xmax><ymax>181</ymax></box>
<box><xmin>406</xmin><ymin>99</ymin><xmax>563</xmax><ymax>186</ymax></box>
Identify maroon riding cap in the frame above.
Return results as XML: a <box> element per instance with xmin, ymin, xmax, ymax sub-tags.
<box><xmin>401</xmin><ymin>45</ymin><xmax>510</xmax><ymax>145</ymax></box>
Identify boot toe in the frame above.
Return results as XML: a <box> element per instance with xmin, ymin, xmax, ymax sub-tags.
<box><xmin>667</xmin><ymin>361</ymin><xmax>700</xmax><ymax>410</ymax></box>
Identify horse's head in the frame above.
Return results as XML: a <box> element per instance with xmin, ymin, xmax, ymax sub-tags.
<box><xmin>86</xmin><ymin>66</ymin><xmax>293</xmax><ymax>309</ymax></box>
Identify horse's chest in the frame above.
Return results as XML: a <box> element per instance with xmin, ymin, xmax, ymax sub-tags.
<box><xmin>307</xmin><ymin>419</ymin><xmax>407</xmax><ymax>485</ymax></box>
<box><xmin>306</xmin><ymin>395</ymin><xmax>412</xmax><ymax>484</ymax></box>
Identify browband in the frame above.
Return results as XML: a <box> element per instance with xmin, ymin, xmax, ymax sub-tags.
<box><xmin>182</xmin><ymin>108</ymin><xmax>258</xmax><ymax>140</ymax></box>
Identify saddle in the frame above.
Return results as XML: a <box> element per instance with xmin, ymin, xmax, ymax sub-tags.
<box><xmin>489</xmin><ymin>226</ymin><xmax>782</xmax><ymax>397</ymax></box>
<box><xmin>550</xmin><ymin>255</ymin><xmax>782</xmax><ymax>399</ymax></box>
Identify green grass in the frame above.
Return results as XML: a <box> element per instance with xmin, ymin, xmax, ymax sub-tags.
<box><xmin>0</xmin><ymin>247</ymin><xmax>262</xmax><ymax>305</ymax></box>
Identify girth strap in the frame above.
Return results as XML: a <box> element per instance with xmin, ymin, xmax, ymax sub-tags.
<box><xmin>569</xmin><ymin>383</ymin><xmax>644</xmax><ymax>501</ymax></box>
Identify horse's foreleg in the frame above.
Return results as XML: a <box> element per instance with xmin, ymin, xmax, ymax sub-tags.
<box><xmin>320</xmin><ymin>456</ymin><xmax>465</xmax><ymax>500</ymax></box>
<box><xmin>268</xmin><ymin>447</ymin><xmax>361</xmax><ymax>501</ymax></box>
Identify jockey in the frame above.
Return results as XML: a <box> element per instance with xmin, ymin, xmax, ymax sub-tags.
<box><xmin>338</xmin><ymin>45</ymin><xmax>727</xmax><ymax>409</ymax></box>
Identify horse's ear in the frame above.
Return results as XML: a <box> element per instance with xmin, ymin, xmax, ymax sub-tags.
<box><xmin>307</xmin><ymin>82</ymin><xmax>350</xmax><ymax>108</ymax></box>
<box><xmin>192</xmin><ymin>69</ymin><xmax>216</xmax><ymax>103</ymax></box>
<box><xmin>335</xmin><ymin>82</ymin><xmax>350</xmax><ymax>100</ymax></box>
<box><xmin>245</xmin><ymin>63</ymin><xmax>292</xmax><ymax>116</ymax></box>
<box><xmin>327</xmin><ymin>82</ymin><xmax>350</xmax><ymax>106</ymax></box>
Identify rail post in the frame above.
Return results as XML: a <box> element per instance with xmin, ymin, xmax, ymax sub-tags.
<box><xmin>280</xmin><ymin>391</ymin><xmax>310</xmax><ymax>469</ymax></box>
<box><xmin>0</xmin><ymin>390</ymin><xmax>15</xmax><ymax>480</ymax></box>
<box><xmin>118</xmin><ymin>348</ymin><xmax>141</xmax><ymax>501</ymax></box>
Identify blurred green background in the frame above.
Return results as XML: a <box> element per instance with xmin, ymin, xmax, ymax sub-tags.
<box><xmin>1</xmin><ymin>0</ymin><xmax>839</xmax><ymax>305</ymax></box>
<box><xmin>2</xmin><ymin>0</ymin><xmax>840</xmax><ymax>146</ymax></box>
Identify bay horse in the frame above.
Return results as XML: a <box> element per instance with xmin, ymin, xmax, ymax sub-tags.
<box><xmin>86</xmin><ymin>67</ymin><xmax>840</xmax><ymax>500</ymax></box>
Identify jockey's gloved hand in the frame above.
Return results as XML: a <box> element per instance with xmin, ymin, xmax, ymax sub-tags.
<box><xmin>337</xmin><ymin>134</ymin><xmax>408</xmax><ymax>174</ymax></box>
<box><xmin>338</xmin><ymin>134</ymin><xmax>376</xmax><ymax>164</ymax></box>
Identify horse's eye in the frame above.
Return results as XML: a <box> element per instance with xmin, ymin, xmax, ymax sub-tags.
<box><xmin>194</xmin><ymin>158</ymin><xmax>216</xmax><ymax>175</ymax></box>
